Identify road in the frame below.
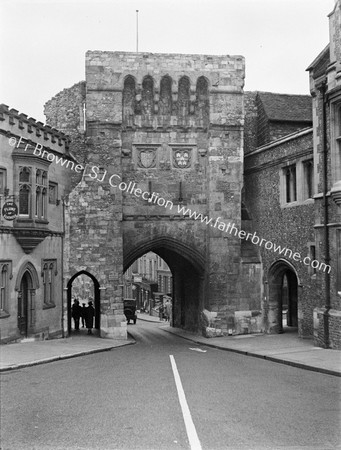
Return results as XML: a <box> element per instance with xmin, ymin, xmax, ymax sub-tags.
<box><xmin>1</xmin><ymin>321</ymin><xmax>340</xmax><ymax>450</ymax></box>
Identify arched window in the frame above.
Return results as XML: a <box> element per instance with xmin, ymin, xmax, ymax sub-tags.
<box><xmin>0</xmin><ymin>264</ymin><xmax>8</xmax><ymax>313</ymax></box>
<box><xmin>19</xmin><ymin>185</ymin><xmax>31</xmax><ymax>215</ymax></box>
<box><xmin>195</xmin><ymin>76</ymin><xmax>209</xmax><ymax>128</ymax></box>
<box><xmin>141</xmin><ymin>76</ymin><xmax>154</xmax><ymax>116</ymax></box>
<box><xmin>123</xmin><ymin>76</ymin><xmax>136</xmax><ymax>125</ymax></box>
<box><xmin>177</xmin><ymin>77</ymin><xmax>190</xmax><ymax>122</ymax></box>
<box><xmin>19</xmin><ymin>167</ymin><xmax>32</xmax><ymax>216</ymax></box>
<box><xmin>42</xmin><ymin>171</ymin><xmax>47</xmax><ymax>186</ymax></box>
<box><xmin>41</xmin><ymin>188</ymin><xmax>47</xmax><ymax>218</ymax></box>
<box><xmin>42</xmin><ymin>260</ymin><xmax>56</xmax><ymax>306</ymax></box>
<box><xmin>35</xmin><ymin>186</ymin><xmax>41</xmax><ymax>216</ymax></box>
<box><xmin>36</xmin><ymin>169</ymin><xmax>41</xmax><ymax>185</ymax></box>
<box><xmin>19</xmin><ymin>167</ymin><xmax>30</xmax><ymax>183</ymax></box>
<box><xmin>159</xmin><ymin>76</ymin><xmax>172</xmax><ymax>117</ymax></box>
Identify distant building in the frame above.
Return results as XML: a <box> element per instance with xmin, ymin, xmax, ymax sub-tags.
<box><xmin>156</xmin><ymin>255</ymin><xmax>172</xmax><ymax>296</ymax></box>
<box><xmin>0</xmin><ymin>104</ymin><xmax>72</xmax><ymax>343</ymax></box>
<box><xmin>123</xmin><ymin>252</ymin><xmax>172</xmax><ymax>311</ymax></box>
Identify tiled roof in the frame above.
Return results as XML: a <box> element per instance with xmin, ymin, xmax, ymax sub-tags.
<box><xmin>257</xmin><ymin>92</ymin><xmax>312</xmax><ymax>123</ymax></box>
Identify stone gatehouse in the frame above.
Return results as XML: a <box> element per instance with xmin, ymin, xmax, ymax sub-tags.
<box><xmin>44</xmin><ymin>51</ymin><xmax>262</xmax><ymax>339</ymax></box>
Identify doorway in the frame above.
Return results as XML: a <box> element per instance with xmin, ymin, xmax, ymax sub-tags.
<box><xmin>18</xmin><ymin>271</ymin><xmax>33</xmax><ymax>337</ymax></box>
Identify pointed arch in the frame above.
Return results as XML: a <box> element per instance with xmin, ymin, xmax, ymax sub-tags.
<box><xmin>15</xmin><ymin>261</ymin><xmax>39</xmax><ymax>290</ymax></box>
<box><xmin>177</xmin><ymin>76</ymin><xmax>190</xmax><ymax>122</ymax></box>
<box><xmin>67</xmin><ymin>270</ymin><xmax>101</xmax><ymax>333</ymax></box>
<box><xmin>124</xmin><ymin>236</ymin><xmax>205</xmax><ymax>274</ymax></box>
<box><xmin>195</xmin><ymin>76</ymin><xmax>209</xmax><ymax>128</ymax></box>
<box><xmin>159</xmin><ymin>75</ymin><xmax>173</xmax><ymax>117</ymax></box>
<box><xmin>141</xmin><ymin>75</ymin><xmax>154</xmax><ymax>116</ymax></box>
<box><xmin>123</xmin><ymin>75</ymin><xmax>136</xmax><ymax>125</ymax></box>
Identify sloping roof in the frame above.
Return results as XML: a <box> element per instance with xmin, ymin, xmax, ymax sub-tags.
<box><xmin>257</xmin><ymin>92</ymin><xmax>312</xmax><ymax>123</ymax></box>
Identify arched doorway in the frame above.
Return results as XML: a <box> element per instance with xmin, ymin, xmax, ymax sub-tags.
<box><xmin>67</xmin><ymin>271</ymin><xmax>100</xmax><ymax>334</ymax></box>
<box><xmin>267</xmin><ymin>260</ymin><xmax>298</xmax><ymax>333</ymax></box>
<box><xmin>15</xmin><ymin>262</ymin><xmax>39</xmax><ymax>338</ymax></box>
<box><xmin>17</xmin><ymin>272</ymin><xmax>32</xmax><ymax>337</ymax></box>
<box><xmin>124</xmin><ymin>237</ymin><xmax>205</xmax><ymax>332</ymax></box>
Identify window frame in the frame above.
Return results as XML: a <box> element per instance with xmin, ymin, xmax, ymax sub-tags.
<box><xmin>0</xmin><ymin>260</ymin><xmax>12</xmax><ymax>317</ymax></box>
<box><xmin>330</xmin><ymin>102</ymin><xmax>341</xmax><ymax>184</ymax></box>
<box><xmin>0</xmin><ymin>167</ymin><xmax>7</xmax><ymax>195</ymax></box>
<box><xmin>48</xmin><ymin>181</ymin><xmax>58</xmax><ymax>205</ymax></box>
<box><xmin>17</xmin><ymin>165</ymin><xmax>48</xmax><ymax>219</ymax></box>
<box><xmin>41</xmin><ymin>259</ymin><xmax>57</xmax><ymax>308</ymax></box>
<box><xmin>280</xmin><ymin>157</ymin><xmax>315</xmax><ymax>207</ymax></box>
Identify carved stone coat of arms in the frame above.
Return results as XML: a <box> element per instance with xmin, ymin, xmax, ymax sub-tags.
<box><xmin>139</xmin><ymin>150</ymin><xmax>156</xmax><ymax>168</ymax></box>
<box><xmin>173</xmin><ymin>149</ymin><xmax>191</xmax><ymax>168</ymax></box>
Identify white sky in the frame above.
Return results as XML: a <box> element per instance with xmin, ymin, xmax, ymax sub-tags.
<box><xmin>0</xmin><ymin>0</ymin><xmax>335</xmax><ymax>123</ymax></box>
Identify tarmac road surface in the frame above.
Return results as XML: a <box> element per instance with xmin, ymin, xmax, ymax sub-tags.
<box><xmin>1</xmin><ymin>321</ymin><xmax>340</xmax><ymax>450</ymax></box>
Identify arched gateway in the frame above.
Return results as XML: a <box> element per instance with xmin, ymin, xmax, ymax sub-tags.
<box><xmin>45</xmin><ymin>51</ymin><xmax>263</xmax><ymax>339</ymax></box>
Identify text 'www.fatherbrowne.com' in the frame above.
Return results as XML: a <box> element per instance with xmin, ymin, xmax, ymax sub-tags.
<box><xmin>8</xmin><ymin>134</ymin><xmax>331</xmax><ymax>274</ymax></box>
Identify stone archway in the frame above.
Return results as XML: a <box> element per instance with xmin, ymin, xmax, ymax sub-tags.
<box><xmin>124</xmin><ymin>237</ymin><xmax>206</xmax><ymax>332</ymax></box>
<box><xmin>267</xmin><ymin>260</ymin><xmax>299</xmax><ymax>334</ymax></box>
<box><xmin>15</xmin><ymin>261</ymin><xmax>39</xmax><ymax>338</ymax></box>
<box><xmin>67</xmin><ymin>271</ymin><xmax>101</xmax><ymax>334</ymax></box>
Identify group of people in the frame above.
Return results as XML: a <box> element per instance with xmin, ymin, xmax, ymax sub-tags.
<box><xmin>159</xmin><ymin>299</ymin><xmax>172</xmax><ymax>322</ymax></box>
<box><xmin>71</xmin><ymin>299</ymin><xmax>95</xmax><ymax>334</ymax></box>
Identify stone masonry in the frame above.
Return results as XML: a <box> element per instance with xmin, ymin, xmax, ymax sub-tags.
<box><xmin>45</xmin><ymin>51</ymin><xmax>263</xmax><ymax>339</ymax></box>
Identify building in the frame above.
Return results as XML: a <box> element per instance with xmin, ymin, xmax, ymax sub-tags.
<box><xmin>156</xmin><ymin>254</ymin><xmax>172</xmax><ymax>296</ymax></box>
<box><xmin>44</xmin><ymin>51</ymin><xmax>262</xmax><ymax>338</ymax></box>
<box><xmin>307</xmin><ymin>0</ymin><xmax>341</xmax><ymax>348</ymax></box>
<box><xmin>243</xmin><ymin>0</ymin><xmax>341</xmax><ymax>349</ymax></box>
<box><xmin>0</xmin><ymin>104</ymin><xmax>72</xmax><ymax>343</ymax></box>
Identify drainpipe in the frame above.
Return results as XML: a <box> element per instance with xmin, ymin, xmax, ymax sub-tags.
<box><xmin>61</xmin><ymin>196</ymin><xmax>66</xmax><ymax>338</ymax></box>
<box><xmin>320</xmin><ymin>81</ymin><xmax>331</xmax><ymax>348</ymax></box>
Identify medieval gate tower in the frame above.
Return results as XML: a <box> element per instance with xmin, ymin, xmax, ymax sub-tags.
<box><xmin>45</xmin><ymin>51</ymin><xmax>262</xmax><ymax>339</ymax></box>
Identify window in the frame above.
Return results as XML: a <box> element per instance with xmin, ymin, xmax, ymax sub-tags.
<box><xmin>0</xmin><ymin>261</ymin><xmax>12</xmax><ymax>316</ymax></box>
<box><xmin>309</xmin><ymin>245</ymin><xmax>317</xmax><ymax>276</ymax></box>
<box><xmin>0</xmin><ymin>168</ymin><xmax>6</xmax><ymax>195</ymax></box>
<box><xmin>337</xmin><ymin>230</ymin><xmax>341</xmax><ymax>292</ymax></box>
<box><xmin>336</xmin><ymin>106</ymin><xmax>341</xmax><ymax>180</ymax></box>
<box><xmin>19</xmin><ymin>167</ymin><xmax>31</xmax><ymax>215</ymax></box>
<box><xmin>42</xmin><ymin>259</ymin><xmax>57</xmax><ymax>307</ymax></box>
<box><xmin>35</xmin><ymin>169</ymin><xmax>47</xmax><ymax>218</ymax></box>
<box><xmin>49</xmin><ymin>182</ymin><xmax>58</xmax><ymax>204</ymax></box>
<box><xmin>285</xmin><ymin>165</ymin><xmax>297</xmax><ymax>203</ymax></box>
<box><xmin>18</xmin><ymin>166</ymin><xmax>48</xmax><ymax>219</ymax></box>
<box><xmin>303</xmin><ymin>160</ymin><xmax>314</xmax><ymax>199</ymax></box>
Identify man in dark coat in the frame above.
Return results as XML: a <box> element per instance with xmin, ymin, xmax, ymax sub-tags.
<box><xmin>81</xmin><ymin>303</ymin><xmax>86</xmax><ymax>328</ymax></box>
<box><xmin>85</xmin><ymin>301</ymin><xmax>95</xmax><ymax>334</ymax></box>
<box><xmin>71</xmin><ymin>299</ymin><xmax>82</xmax><ymax>331</ymax></box>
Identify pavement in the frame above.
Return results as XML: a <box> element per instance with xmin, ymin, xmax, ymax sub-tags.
<box><xmin>137</xmin><ymin>312</ymin><xmax>341</xmax><ymax>377</ymax></box>
<box><xmin>1</xmin><ymin>313</ymin><xmax>340</xmax><ymax>376</ymax></box>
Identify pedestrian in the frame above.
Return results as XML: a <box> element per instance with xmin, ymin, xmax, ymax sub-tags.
<box><xmin>165</xmin><ymin>299</ymin><xmax>172</xmax><ymax>322</ymax></box>
<box><xmin>159</xmin><ymin>303</ymin><xmax>164</xmax><ymax>321</ymax></box>
<box><xmin>85</xmin><ymin>301</ymin><xmax>95</xmax><ymax>334</ymax></box>
<box><xmin>81</xmin><ymin>303</ymin><xmax>87</xmax><ymax>328</ymax></box>
<box><xmin>71</xmin><ymin>299</ymin><xmax>82</xmax><ymax>331</ymax></box>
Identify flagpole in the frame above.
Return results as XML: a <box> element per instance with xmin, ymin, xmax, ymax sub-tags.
<box><xmin>136</xmin><ymin>10</ymin><xmax>139</xmax><ymax>53</ymax></box>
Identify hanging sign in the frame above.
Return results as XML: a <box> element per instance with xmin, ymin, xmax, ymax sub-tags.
<box><xmin>2</xmin><ymin>201</ymin><xmax>18</xmax><ymax>220</ymax></box>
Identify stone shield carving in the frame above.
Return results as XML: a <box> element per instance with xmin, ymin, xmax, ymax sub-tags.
<box><xmin>173</xmin><ymin>149</ymin><xmax>192</xmax><ymax>168</ymax></box>
<box><xmin>139</xmin><ymin>150</ymin><xmax>156</xmax><ymax>168</ymax></box>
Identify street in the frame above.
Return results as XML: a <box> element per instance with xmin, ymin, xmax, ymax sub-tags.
<box><xmin>1</xmin><ymin>321</ymin><xmax>340</xmax><ymax>450</ymax></box>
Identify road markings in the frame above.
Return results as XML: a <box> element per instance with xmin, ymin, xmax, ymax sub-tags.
<box><xmin>169</xmin><ymin>355</ymin><xmax>202</xmax><ymax>450</ymax></box>
<box><xmin>189</xmin><ymin>348</ymin><xmax>207</xmax><ymax>353</ymax></box>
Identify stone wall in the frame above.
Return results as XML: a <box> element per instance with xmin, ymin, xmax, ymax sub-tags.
<box><xmin>244</xmin><ymin>130</ymin><xmax>317</xmax><ymax>337</ymax></box>
<box><xmin>45</xmin><ymin>50</ymin><xmax>264</xmax><ymax>338</ymax></box>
